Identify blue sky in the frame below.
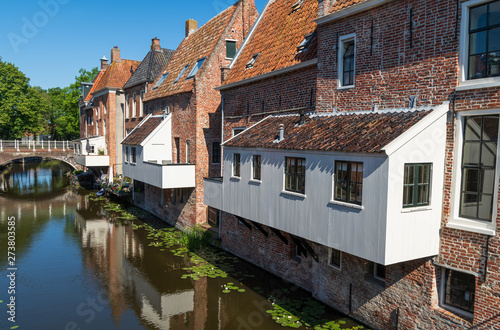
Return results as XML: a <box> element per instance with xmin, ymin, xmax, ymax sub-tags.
<box><xmin>0</xmin><ymin>0</ymin><xmax>267</xmax><ymax>89</ymax></box>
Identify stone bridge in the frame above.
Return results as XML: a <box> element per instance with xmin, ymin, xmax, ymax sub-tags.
<box><xmin>0</xmin><ymin>148</ymin><xmax>82</xmax><ymax>170</ymax></box>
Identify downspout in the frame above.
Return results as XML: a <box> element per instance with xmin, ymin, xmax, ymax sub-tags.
<box><xmin>219</xmin><ymin>95</ymin><xmax>225</xmax><ymax>240</ymax></box>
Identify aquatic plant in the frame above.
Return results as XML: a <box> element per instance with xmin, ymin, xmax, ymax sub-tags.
<box><xmin>179</xmin><ymin>226</ymin><xmax>213</xmax><ymax>251</ymax></box>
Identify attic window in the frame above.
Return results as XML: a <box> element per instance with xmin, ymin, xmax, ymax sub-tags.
<box><xmin>292</xmin><ymin>0</ymin><xmax>305</xmax><ymax>11</ymax></box>
<box><xmin>187</xmin><ymin>58</ymin><xmax>206</xmax><ymax>79</ymax></box>
<box><xmin>174</xmin><ymin>65</ymin><xmax>189</xmax><ymax>83</ymax></box>
<box><xmin>246</xmin><ymin>53</ymin><xmax>260</xmax><ymax>69</ymax></box>
<box><xmin>154</xmin><ymin>73</ymin><xmax>169</xmax><ymax>89</ymax></box>
<box><xmin>297</xmin><ymin>32</ymin><xmax>315</xmax><ymax>52</ymax></box>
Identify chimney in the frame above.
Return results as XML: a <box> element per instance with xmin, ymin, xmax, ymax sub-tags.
<box><xmin>299</xmin><ymin>111</ymin><xmax>305</xmax><ymax>125</ymax></box>
<box><xmin>100</xmin><ymin>55</ymin><xmax>109</xmax><ymax>70</ymax></box>
<box><xmin>278</xmin><ymin>124</ymin><xmax>285</xmax><ymax>142</ymax></box>
<box><xmin>318</xmin><ymin>0</ymin><xmax>332</xmax><ymax>17</ymax></box>
<box><xmin>185</xmin><ymin>19</ymin><xmax>198</xmax><ymax>37</ymax></box>
<box><xmin>151</xmin><ymin>37</ymin><xmax>161</xmax><ymax>51</ymax></box>
<box><xmin>242</xmin><ymin>0</ymin><xmax>257</xmax><ymax>39</ymax></box>
<box><xmin>111</xmin><ymin>46</ymin><xmax>121</xmax><ymax>63</ymax></box>
<box><xmin>221</xmin><ymin>67</ymin><xmax>231</xmax><ymax>83</ymax></box>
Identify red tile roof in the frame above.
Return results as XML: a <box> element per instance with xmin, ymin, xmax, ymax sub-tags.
<box><xmin>144</xmin><ymin>5</ymin><xmax>238</xmax><ymax>101</ymax></box>
<box><xmin>224</xmin><ymin>110</ymin><xmax>432</xmax><ymax>153</ymax></box>
<box><xmin>329</xmin><ymin>0</ymin><xmax>368</xmax><ymax>13</ymax></box>
<box><xmin>222</xmin><ymin>0</ymin><xmax>318</xmax><ymax>85</ymax></box>
<box><xmin>84</xmin><ymin>70</ymin><xmax>106</xmax><ymax>102</ymax></box>
<box><xmin>122</xmin><ymin>116</ymin><xmax>164</xmax><ymax>146</ymax></box>
<box><xmin>92</xmin><ymin>59</ymin><xmax>141</xmax><ymax>93</ymax></box>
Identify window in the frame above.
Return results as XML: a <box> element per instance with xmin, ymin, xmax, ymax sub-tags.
<box><xmin>126</xmin><ymin>95</ymin><xmax>130</xmax><ymax>118</ymax></box>
<box><xmin>335</xmin><ymin>161</ymin><xmax>363</xmax><ymax>205</ymax></box>
<box><xmin>442</xmin><ymin>269</ymin><xmax>476</xmax><ymax>314</ymax></box>
<box><xmin>226</xmin><ymin>40</ymin><xmax>237</xmax><ymax>59</ymax></box>
<box><xmin>212</xmin><ymin>142</ymin><xmax>221</xmax><ymax>164</ymax></box>
<box><xmin>174</xmin><ymin>65</ymin><xmax>189</xmax><ymax>83</ymax></box>
<box><xmin>132</xmin><ymin>93</ymin><xmax>137</xmax><ymax>117</ymax></box>
<box><xmin>467</xmin><ymin>0</ymin><xmax>500</xmax><ymax>80</ymax></box>
<box><xmin>207</xmin><ymin>207</ymin><xmax>220</xmax><ymax>228</ymax></box>
<box><xmin>285</xmin><ymin>157</ymin><xmax>306</xmax><ymax>194</ymax></box>
<box><xmin>233</xmin><ymin>153</ymin><xmax>241</xmax><ymax>177</ymax></box>
<box><xmin>125</xmin><ymin>147</ymin><xmax>129</xmax><ymax>163</ymax></box>
<box><xmin>403</xmin><ymin>164</ymin><xmax>432</xmax><ymax>208</ymax></box>
<box><xmin>233</xmin><ymin>127</ymin><xmax>246</xmax><ymax>136</ymax></box>
<box><xmin>131</xmin><ymin>147</ymin><xmax>137</xmax><ymax>164</ymax></box>
<box><xmin>154</xmin><ymin>73</ymin><xmax>169</xmax><ymax>89</ymax></box>
<box><xmin>187</xmin><ymin>58</ymin><xmax>206</xmax><ymax>79</ymax></box>
<box><xmin>246</xmin><ymin>53</ymin><xmax>260</xmax><ymax>69</ymax></box>
<box><xmin>140</xmin><ymin>91</ymin><xmax>144</xmax><ymax>117</ymax></box>
<box><xmin>329</xmin><ymin>248</ymin><xmax>342</xmax><ymax>269</ymax></box>
<box><xmin>253</xmin><ymin>155</ymin><xmax>261</xmax><ymax>181</ymax></box>
<box><xmin>175</xmin><ymin>137</ymin><xmax>180</xmax><ymax>163</ymax></box>
<box><xmin>297</xmin><ymin>32</ymin><xmax>315</xmax><ymax>52</ymax></box>
<box><xmin>338</xmin><ymin>34</ymin><xmax>356</xmax><ymax>87</ymax></box>
<box><xmin>186</xmin><ymin>140</ymin><xmax>191</xmax><ymax>163</ymax></box>
<box><xmin>460</xmin><ymin>115</ymin><xmax>498</xmax><ymax>221</ymax></box>
<box><xmin>373</xmin><ymin>263</ymin><xmax>385</xmax><ymax>282</ymax></box>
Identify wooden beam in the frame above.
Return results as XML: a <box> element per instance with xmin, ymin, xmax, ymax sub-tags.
<box><xmin>251</xmin><ymin>221</ymin><xmax>269</xmax><ymax>237</ymax></box>
<box><xmin>270</xmin><ymin>227</ymin><xmax>288</xmax><ymax>245</ymax></box>
<box><xmin>299</xmin><ymin>237</ymin><xmax>318</xmax><ymax>262</ymax></box>
<box><xmin>235</xmin><ymin>216</ymin><xmax>252</xmax><ymax>230</ymax></box>
<box><xmin>290</xmin><ymin>236</ymin><xmax>307</xmax><ymax>258</ymax></box>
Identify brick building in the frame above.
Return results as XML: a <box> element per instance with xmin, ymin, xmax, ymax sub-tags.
<box><xmin>75</xmin><ymin>47</ymin><xmax>140</xmax><ymax>179</ymax></box>
<box><xmin>123</xmin><ymin>38</ymin><xmax>174</xmax><ymax>135</ymax></box>
<box><xmin>123</xmin><ymin>0</ymin><xmax>259</xmax><ymax>229</ymax></box>
<box><xmin>204</xmin><ymin>0</ymin><xmax>500</xmax><ymax>329</ymax></box>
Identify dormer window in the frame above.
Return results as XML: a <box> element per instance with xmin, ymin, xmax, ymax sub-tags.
<box><xmin>187</xmin><ymin>58</ymin><xmax>206</xmax><ymax>79</ymax></box>
<box><xmin>246</xmin><ymin>53</ymin><xmax>260</xmax><ymax>69</ymax></box>
<box><xmin>174</xmin><ymin>65</ymin><xmax>189</xmax><ymax>83</ymax></box>
<box><xmin>153</xmin><ymin>73</ymin><xmax>169</xmax><ymax>90</ymax></box>
<box><xmin>297</xmin><ymin>32</ymin><xmax>315</xmax><ymax>52</ymax></box>
<box><xmin>292</xmin><ymin>0</ymin><xmax>305</xmax><ymax>11</ymax></box>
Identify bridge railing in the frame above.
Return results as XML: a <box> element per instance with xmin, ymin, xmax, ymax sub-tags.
<box><xmin>0</xmin><ymin>140</ymin><xmax>75</xmax><ymax>152</ymax></box>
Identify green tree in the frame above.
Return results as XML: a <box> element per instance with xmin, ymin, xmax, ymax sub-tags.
<box><xmin>47</xmin><ymin>67</ymin><xmax>98</xmax><ymax>140</ymax></box>
<box><xmin>0</xmin><ymin>57</ymin><xmax>49</xmax><ymax>139</ymax></box>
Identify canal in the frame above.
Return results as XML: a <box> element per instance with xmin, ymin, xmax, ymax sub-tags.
<box><xmin>0</xmin><ymin>160</ymin><xmax>368</xmax><ymax>330</ymax></box>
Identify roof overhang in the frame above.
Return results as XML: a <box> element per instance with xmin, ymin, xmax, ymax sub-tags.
<box><xmin>216</xmin><ymin>59</ymin><xmax>318</xmax><ymax>91</ymax></box>
<box><xmin>315</xmin><ymin>0</ymin><xmax>393</xmax><ymax>26</ymax></box>
<box><xmin>92</xmin><ymin>87</ymin><xmax>122</xmax><ymax>98</ymax></box>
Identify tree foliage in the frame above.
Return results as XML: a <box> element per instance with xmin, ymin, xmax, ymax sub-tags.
<box><xmin>0</xmin><ymin>57</ymin><xmax>98</xmax><ymax>140</ymax></box>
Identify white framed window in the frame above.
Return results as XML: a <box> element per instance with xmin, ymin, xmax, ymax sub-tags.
<box><xmin>125</xmin><ymin>146</ymin><xmax>129</xmax><ymax>163</ymax></box>
<box><xmin>328</xmin><ymin>248</ymin><xmax>342</xmax><ymax>270</ymax></box>
<box><xmin>131</xmin><ymin>147</ymin><xmax>137</xmax><ymax>164</ymax></box>
<box><xmin>125</xmin><ymin>95</ymin><xmax>129</xmax><ymax>118</ymax></box>
<box><xmin>132</xmin><ymin>93</ymin><xmax>137</xmax><ymax>118</ymax></box>
<box><xmin>338</xmin><ymin>33</ymin><xmax>356</xmax><ymax>89</ymax></box>
<box><xmin>140</xmin><ymin>91</ymin><xmax>144</xmax><ymax>117</ymax></box>
<box><xmin>226</xmin><ymin>40</ymin><xmax>237</xmax><ymax>59</ymax></box>
<box><xmin>233</xmin><ymin>127</ymin><xmax>246</xmax><ymax>136</ymax></box>
<box><xmin>458</xmin><ymin>0</ymin><xmax>500</xmax><ymax>90</ymax></box>
<box><xmin>233</xmin><ymin>153</ymin><xmax>241</xmax><ymax>178</ymax></box>
<box><xmin>449</xmin><ymin>110</ymin><xmax>500</xmax><ymax>235</ymax></box>
<box><xmin>439</xmin><ymin>268</ymin><xmax>476</xmax><ymax>317</ymax></box>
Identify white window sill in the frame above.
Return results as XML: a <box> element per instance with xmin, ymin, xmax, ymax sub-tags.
<box><xmin>446</xmin><ymin>218</ymin><xmax>496</xmax><ymax>236</ymax></box>
<box><xmin>281</xmin><ymin>190</ymin><xmax>306</xmax><ymax>199</ymax></box>
<box><xmin>456</xmin><ymin>77</ymin><xmax>500</xmax><ymax>91</ymax></box>
<box><xmin>328</xmin><ymin>264</ymin><xmax>341</xmax><ymax>271</ymax></box>
<box><xmin>249</xmin><ymin>179</ymin><xmax>261</xmax><ymax>184</ymax></box>
<box><xmin>401</xmin><ymin>206</ymin><xmax>432</xmax><ymax>213</ymax></box>
<box><xmin>230</xmin><ymin>176</ymin><xmax>241</xmax><ymax>181</ymax></box>
<box><xmin>337</xmin><ymin>84</ymin><xmax>355</xmax><ymax>90</ymax></box>
<box><xmin>329</xmin><ymin>200</ymin><xmax>364</xmax><ymax>210</ymax></box>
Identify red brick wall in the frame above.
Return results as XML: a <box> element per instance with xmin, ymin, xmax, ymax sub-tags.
<box><xmin>124</xmin><ymin>84</ymin><xmax>146</xmax><ymax>134</ymax></box>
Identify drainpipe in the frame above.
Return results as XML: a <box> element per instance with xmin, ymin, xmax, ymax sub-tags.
<box><xmin>219</xmin><ymin>95</ymin><xmax>225</xmax><ymax>240</ymax></box>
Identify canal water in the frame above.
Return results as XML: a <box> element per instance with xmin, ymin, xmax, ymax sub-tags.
<box><xmin>0</xmin><ymin>160</ymin><xmax>368</xmax><ymax>330</ymax></box>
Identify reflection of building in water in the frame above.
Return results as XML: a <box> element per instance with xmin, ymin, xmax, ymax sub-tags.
<box><xmin>74</xmin><ymin>208</ymin><xmax>215</xmax><ymax>329</ymax></box>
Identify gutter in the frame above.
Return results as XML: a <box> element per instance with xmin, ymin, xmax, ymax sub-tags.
<box><xmin>315</xmin><ymin>0</ymin><xmax>393</xmax><ymax>26</ymax></box>
<box><xmin>216</xmin><ymin>59</ymin><xmax>317</xmax><ymax>90</ymax></box>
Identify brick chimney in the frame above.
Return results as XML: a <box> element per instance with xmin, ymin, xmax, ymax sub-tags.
<box><xmin>185</xmin><ymin>19</ymin><xmax>198</xmax><ymax>37</ymax></box>
<box><xmin>151</xmin><ymin>37</ymin><xmax>161</xmax><ymax>51</ymax></box>
<box><xmin>318</xmin><ymin>0</ymin><xmax>332</xmax><ymax>17</ymax></box>
<box><xmin>242</xmin><ymin>0</ymin><xmax>256</xmax><ymax>39</ymax></box>
<box><xmin>100</xmin><ymin>55</ymin><xmax>109</xmax><ymax>70</ymax></box>
<box><xmin>111</xmin><ymin>46</ymin><xmax>121</xmax><ymax>63</ymax></box>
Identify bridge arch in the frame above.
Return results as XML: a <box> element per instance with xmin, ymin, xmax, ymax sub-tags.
<box><xmin>0</xmin><ymin>152</ymin><xmax>82</xmax><ymax>171</ymax></box>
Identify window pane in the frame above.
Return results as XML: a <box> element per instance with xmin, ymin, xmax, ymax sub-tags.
<box><xmin>489</xmin><ymin>2</ymin><xmax>500</xmax><ymax>26</ymax></box>
<box><xmin>470</xmin><ymin>4</ymin><xmax>488</xmax><ymax>30</ymax></box>
<box><xmin>445</xmin><ymin>270</ymin><xmax>476</xmax><ymax>313</ymax></box>
<box><xmin>489</xmin><ymin>28</ymin><xmax>500</xmax><ymax>52</ymax></box>
<box><xmin>226</xmin><ymin>41</ymin><xmax>237</xmax><ymax>58</ymax></box>
<box><xmin>404</xmin><ymin>165</ymin><xmax>411</xmax><ymax>184</ymax></box>
<box><xmin>477</xmin><ymin>194</ymin><xmax>493</xmax><ymax>220</ymax></box>
<box><xmin>356</xmin><ymin>184</ymin><xmax>363</xmax><ymax>204</ymax></box>
<box><xmin>344</xmin><ymin>43</ymin><xmax>354</xmax><ymax>57</ymax></box>
<box><xmin>462</xmin><ymin>168</ymin><xmax>480</xmax><ymax>192</ymax></box>
<box><xmin>461</xmin><ymin>193</ymin><xmax>478</xmax><ymax>218</ymax></box>
<box><xmin>483</xmin><ymin>116</ymin><xmax>499</xmax><ymax>140</ymax></box>
<box><xmin>482</xmin><ymin>169</ymin><xmax>496</xmax><ymax>194</ymax></box>
<box><xmin>469</xmin><ymin>54</ymin><xmax>487</xmax><ymax>79</ymax></box>
<box><xmin>481</xmin><ymin>142</ymin><xmax>497</xmax><ymax>167</ymax></box>
<box><xmin>465</xmin><ymin>117</ymin><xmax>482</xmax><ymax>140</ymax></box>
<box><xmin>470</xmin><ymin>31</ymin><xmax>487</xmax><ymax>55</ymax></box>
<box><xmin>463</xmin><ymin>142</ymin><xmax>481</xmax><ymax>166</ymax></box>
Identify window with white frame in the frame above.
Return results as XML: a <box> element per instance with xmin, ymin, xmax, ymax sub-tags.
<box><xmin>440</xmin><ymin>268</ymin><xmax>476</xmax><ymax>315</ymax></box>
<box><xmin>253</xmin><ymin>155</ymin><xmax>261</xmax><ymax>181</ymax></box>
<box><xmin>335</xmin><ymin>161</ymin><xmax>363</xmax><ymax>205</ymax></box>
<box><xmin>125</xmin><ymin>147</ymin><xmax>129</xmax><ymax>163</ymax></box>
<box><xmin>140</xmin><ymin>91</ymin><xmax>144</xmax><ymax>117</ymax></box>
<box><xmin>126</xmin><ymin>95</ymin><xmax>129</xmax><ymax>118</ymax></box>
<box><xmin>338</xmin><ymin>34</ymin><xmax>356</xmax><ymax>88</ymax></box>
<box><xmin>233</xmin><ymin>153</ymin><xmax>241</xmax><ymax>178</ymax></box>
<box><xmin>131</xmin><ymin>147</ymin><xmax>137</xmax><ymax>164</ymax></box>
<box><xmin>285</xmin><ymin>157</ymin><xmax>306</xmax><ymax>194</ymax></box>
<box><xmin>403</xmin><ymin>163</ymin><xmax>432</xmax><ymax>208</ymax></box>
<box><xmin>226</xmin><ymin>40</ymin><xmax>237</xmax><ymax>59</ymax></box>
<box><xmin>132</xmin><ymin>93</ymin><xmax>137</xmax><ymax>118</ymax></box>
